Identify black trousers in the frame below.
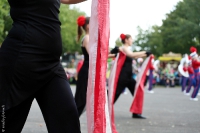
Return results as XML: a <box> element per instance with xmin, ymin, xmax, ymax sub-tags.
<box><xmin>74</xmin><ymin>63</ymin><xmax>89</xmax><ymax>117</ymax></box>
<box><xmin>114</xmin><ymin>78</ymin><xmax>136</xmax><ymax>103</ymax></box>
<box><xmin>0</xmin><ymin>76</ymin><xmax>81</xmax><ymax>133</ymax></box>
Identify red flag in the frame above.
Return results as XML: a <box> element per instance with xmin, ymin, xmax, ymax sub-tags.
<box><xmin>130</xmin><ymin>55</ymin><xmax>153</xmax><ymax>114</ymax></box>
<box><xmin>76</xmin><ymin>60</ymin><xmax>83</xmax><ymax>74</ymax></box>
<box><xmin>108</xmin><ymin>52</ymin><xmax>126</xmax><ymax>133</ymax></box>
<box><xmin>86</xmin><ymin>0</ymin><xmax>111</xmax><ymax>132</ymax></box>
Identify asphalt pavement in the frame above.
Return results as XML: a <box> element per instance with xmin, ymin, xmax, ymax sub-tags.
<box><xmin>22</xmin><ymin>86</ymin><xmax>200</xmax><ymax>133</ymax></box>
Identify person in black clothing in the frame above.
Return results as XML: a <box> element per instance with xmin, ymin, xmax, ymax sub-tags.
<box><xmin>74</xmin><ymin>16</ymin><xmax>116</xmax><ymax>117</ymax></box>
<box><xmin>0</xmin><ymin>0</ymin><xmax>86</xmax><ymax>132</ymax></box>
<box><xmin>110</xmin><ymin>33</ymin><xmax>151</xmax><ymax>119</ymax></box>
<box><xmin>74</xmin><ymin>16</ymin><xmax>90</xmax><ymax>117</ymax></box>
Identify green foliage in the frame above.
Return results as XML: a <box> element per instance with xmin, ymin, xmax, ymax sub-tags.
<box><xmin>59</xmin><ymin>5</ymin><xmax>86</xmax><ymax>54</ymax></box>
<box><xmin>133</xmin><ymin>0</ymin><xmax>200</xmax><ymax>57</ymax></box>
<box><xmin>161</xmin><ymin>0</ymin><xmax>200</xmax><ymax>53</ymax></box>
<box><xmin>0</xmin><ymin>0</ymin><xmax>12</xmax><ymax>45</ymax></box>
<box><xmin>134</xmin><ymin>26</ymin><xmax>163</xmax><ymax>56</ymax></box>
<box><xmin>115</xmin><ymin>38</ymin><xmax>122</xmax><ymax>47</ymax></box>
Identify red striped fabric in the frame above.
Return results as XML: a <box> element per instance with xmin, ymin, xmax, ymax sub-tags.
<box><xmin>86</xmin><ymin>0</ymin><xmax>111</xmax><ymax>132</ymax></box>
<box><xmin>108</xmin><ymin>52</ymin><xmax>126</xmax><ymax>133</ymax></box>
<box><xmin>130</xmin><ymin>55</ymin><xmax>153</xmax><ymax>114</ymax></box>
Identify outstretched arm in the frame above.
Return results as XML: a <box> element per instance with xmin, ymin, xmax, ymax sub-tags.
<box><xmin>134</xmin><ymin>54</ymin><xmax>147</xmax><ymax>59</ymax></box>
<box><xmin>61</xmin><ymin>0</ymin><xmax>86</xmax><ymax>4</ymax></box>
<box><xmin>108</xmin><ymin>54</ymin><xmax>116</xmax><ymax>58</ymax></box>
<box><xmin>122</xmin><ymin>47</ymin><xmax>147</xmax><ymax>58</ymax></box>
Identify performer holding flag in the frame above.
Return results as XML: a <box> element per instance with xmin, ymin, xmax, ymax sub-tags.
<box><xmin>108</xmin><ymin>33</ymin><xmax>152</xmax><ymax>133</ymax></box>
<box><xmin>75</xmin><ymin>15</ymin><xmax>115</xmax><ymax>118</ymax></box>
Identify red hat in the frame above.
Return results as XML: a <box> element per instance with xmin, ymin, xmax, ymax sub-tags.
<box><xmin>190</xmin><ymin>46</ymin><xmax>198</xmax><ymax>58</ymax></box>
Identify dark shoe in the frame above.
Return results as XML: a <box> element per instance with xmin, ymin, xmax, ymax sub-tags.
<box><xmin>132</xmin><ymin>113</ymin><xmax>146</xmax><ymax>119</ymax></box>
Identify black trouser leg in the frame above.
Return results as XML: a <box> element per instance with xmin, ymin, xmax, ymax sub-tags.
<box><xmin>114</xmin><ymin>82</ymin><xmax>126</xmax><ymax>103</ymax></box>
<box><xmin>74</xmin><ymin>87</ymin><xmax>86</xmax><ymax>117</ymax></box>
<box><xmin>74</xmin><ymin>75</ymin><xmax>88</xmax><ymax>117</ymax></box>
<box><xmin>127</xmin><ymin>78</ymin><xmax>136</xmax><ymax>96</ymax></box>
<box><xmin>36</xmin><ymin>76</ymin><xmax>81</xmax><ymax>133</ymax></box>
<box><xmin>1</xmin><ymin>96</ymin><xmax>34</xmax><ymax>133</ymax></box>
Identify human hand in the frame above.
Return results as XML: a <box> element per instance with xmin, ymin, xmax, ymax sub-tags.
<box><xmin>145</xmin><ymin>51</ymin><xmax>152</xmax><ymax>57</ymax></box>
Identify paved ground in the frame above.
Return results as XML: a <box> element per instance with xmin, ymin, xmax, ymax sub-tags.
<box><xmin>22</xmin><ymin>86</ymin><xmax>200</xmax><ymax>133</ymax></box>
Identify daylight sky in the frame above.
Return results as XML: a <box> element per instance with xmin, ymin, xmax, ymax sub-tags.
<box><xmin>72</xmin><ymin>0</ymin><xmax>182</xmax><ymax>48</ymax></box>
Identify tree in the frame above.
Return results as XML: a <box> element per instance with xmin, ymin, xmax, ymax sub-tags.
<box><xmin>115</xmin><ymin>38</ymin><xmax>122</xmax><ymax>47</ymax></box>
<box><xmin>59</xmin><ymin>5</ymin><xmax>86</xmax><ymax>54</ymax></box>
<box><xmin>134</xmin><ymin>26</ymin><xmax>163</xmax><ymax>56</ymax></box>
<box><xmin>161</xmin><ymin>0</ymin><xmax>200</xmax><ymax>53</ymax></box>
<box><xmin>134</xmin><ymin>0</ymin><xmax>200</xmax><ymax>56</ymax></box>
<box><xmin>0</xmin><ymin>0</ymin><xmax>12</xmax><ymax>45</ymax></box>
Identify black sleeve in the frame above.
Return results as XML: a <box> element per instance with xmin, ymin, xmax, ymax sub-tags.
<box><xmin>110</xmin><ymin>46</ymin><xmax>119</xmax><ymax>54</ymax></box>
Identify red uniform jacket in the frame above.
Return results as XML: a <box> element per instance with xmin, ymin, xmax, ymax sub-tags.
<box><xmin>192</xmin><ymin>60</ymin><xmax>200</xmax><ymax>70</ymax></box>
<box><xmin>183</xmin><ymin>66</ymin><xmax>194</xmax><ymax>74</ymax></box>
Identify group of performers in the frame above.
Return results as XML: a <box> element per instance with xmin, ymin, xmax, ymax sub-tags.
<box><xmin>0</xmin><ymin>0</ymin><xmax>159</xmax><ymax>132</ymax></box>
<box><xmin>74</xmin><ymin>15</ymin><xmax>154</xmax><ymax>121</ymax></box>
<box><xmin>180</xmin><ymin>47</ymin><xmax>200</xmax><ymax>101</ymax></box>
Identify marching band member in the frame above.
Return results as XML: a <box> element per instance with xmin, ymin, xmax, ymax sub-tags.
<box><xmin>147</xmin><ymin>55</ymin><xmax>155</xmax><ymax>93</ymax></box>
<box><xmin>182</xmin><ymin>62</ymin><xmax>189</xmax><ymax>92</ymax></box>
<box><xmin>184</xmin><ymin>56</ymin><xmax>195</xmax><ymax>95</ymax></box>
<box><xmin>190</xmin><ymin>47</ymin><xmax>200</xmax><ymax>101</ymax></box>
